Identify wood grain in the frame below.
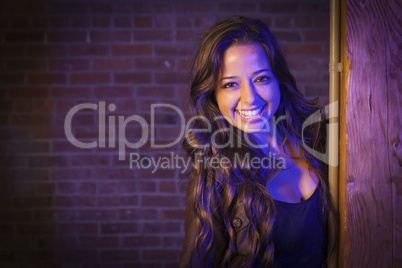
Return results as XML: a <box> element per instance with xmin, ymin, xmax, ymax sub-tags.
<box><xmin>345</xmin><ymin>0</ymin><xmax>401</xmax><ymax>267</ymax></box>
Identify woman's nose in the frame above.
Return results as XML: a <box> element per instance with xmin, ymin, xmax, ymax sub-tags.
<box><xmin>240</xmin><ymin>80</ymin><xmax>257</xmax><ymax>105</ymax></box>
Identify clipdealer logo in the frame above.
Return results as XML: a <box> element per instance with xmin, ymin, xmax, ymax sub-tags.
<box><xmin>64</xmin><ymin>101</ymin><xmax>339</xmax><ymax>169</ymax></box>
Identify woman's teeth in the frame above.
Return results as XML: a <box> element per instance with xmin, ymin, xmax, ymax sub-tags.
<box><xmin>237</xmin><ymin>106</ymin><xmax>264</xmax><ymax>119</ymax></box>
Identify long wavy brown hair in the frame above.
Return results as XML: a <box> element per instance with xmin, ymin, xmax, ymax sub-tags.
<box><xmin>182</xmin><ymin>16</ymin><xmax>337</xmax><ymax>267</ymax></box>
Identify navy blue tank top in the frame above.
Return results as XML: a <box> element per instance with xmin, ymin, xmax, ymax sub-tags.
<box><xmin>272</xmin><ymin>186</ymin><xmax>324</xmax><ymax>267</ymax></box>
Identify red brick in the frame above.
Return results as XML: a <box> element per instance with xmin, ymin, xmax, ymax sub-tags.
<box><xmin>92</xmin><ymin>16</ymin><xmax>110</xmax><ymax>28</ymax></box>
<box><xmin>155</xmin><ymin>71</ymin><xmax>188</xmax><ymax>84</ymax></box>
<box><xmin>70</xmin><ymin>44</ymin><xmax>109</xmax><ymax>56</ymax></box>
<box><xmin>133</xmin><ymin>3</ymin><xmax>152</xmax><ymax>13</ymax></box>
<box><xmin>134</xmin><ymin>58</ymin><xmax>174</xmax><ymax>70</ymax></box>
<box><xmin>11</xmin><ymin>114</ymin><xmax>52</xmax><ymax>126</ymax></box>
<box><xmin>111</xmin><ymin>44</ymin><xmax>151</xmax><ymax>56</ymax></box>
<box><xmin>122</xmin><ymin>235</ymin><xmax>161</xmax><ymax>247</ymax></box>
<box><xmin>272</xmin><ymin>31</ymin><xmax>301</xmax><ymax>42</ymax></box>
<box><xmin>47</xmin><ymin>31</ymin><xmax>87</xmax><ymax>42</ymax></box>
<box><xmin>37</xmin><ymin>182</ymin><xmax>55</xmax><ymax>195</ymax></box>
<box><xmin>154</xmin><ymin>44</ymin><xmax>191</xmax><ymax>57</ymax></box>
<box><xmin>26</xmin><ymin>45</ymin><xmax>68</xmax><ymax>57</ymax></box>
<box><xmin>194</xmin><ymin>16</ymin><xmax>216</xmax><ymax>28</ymax></box>
<box><xmin>48</xmin><ymin>3</ymin><xmax>88</xmax><ymax>14</ymax></box>
<box><xmin>91</xmin><ymin>3</ymin><xmax>132</xmax><ymax>13</ymax></box>
<box><xmin>93</xmin><ymin>58</ymin><xmax>132</xmax><ymax>70</ymax></box>
<box><xmin>302</xmin><ymin>30</ymin><xmax>329</xmax><ymax>42</ymax></box>
<box><xmin>3</xmin><ymin>2</ymin><xmax>45</xmax><ymax>14</ymax></box>
<box><xmin>300</xmin><ymin>3</ymin><xmax>330</xmax><ymax>13</ymax></box>
<box><xmin>294</xmin><ymin>16</ymin><xmax>313</xmax><ymax>28</ymax></box>
<box><xmin>0</xmin><ymin>45</ymin><xmax>25</xmax><ymax>57</ymax></box>
<box><xmin>175</xmin><ymin>17</ymin><xmax>193</xmax><ymax>28</ymax></box>
<box><xmin>141</xmin><ymin>196</ymin><xmax>183</xmax><ymax>207</ymax></box>
<box><xmin>314</xmin><ymin>16</ymin><xmax>330</xmax><ymax>28</ymax></box>
<box><xmin>37</xmin><ymin>236</ymin><xmax>77</xmax><ymax>248</ymax></box>
<box><xmin>76</xmin><ymin>209</ymin><xmax>117</xmax><ymax>221</ymax></box>
<box><xmin>71</xmin><ymin>17</ymin><xmax>90</xmax><ymax>28</ymax></box>
<box><xmin>57</xmin><ymin>182</ymin><xmax>76</xmax><ymax>194</ymax></box>
<box><xmin>51</xmin><ymin>168</ymin><xmax>92</xmax><ymax>180</ymax></box>
<box><xmin>0</xmin><ymin>210</ymin><xmax>32</xmax><ymax>222</ymax></box>
<box><xmin>94</xmin><ymin>86</ymin><xmax>133</xmax><ymax>98</ymax></box>
<box><xmin>217</xmin><ymin>3</ymin><xmax>256</xmax><ymax>12</ymax></box>
<box><xmin>80</xmin><ymin>236</ymin><xmax>119</xmax><ymax>248</ymax></box>
<box><xmin>161</xmin><ymin>209</ymin><xmax>185</xmax><ymax>220</ymax></box>
<box><xmin>133</xmin><ymin>30</ymin><xmax>172</xmax><ymax>41</ymax></box>
<box><xmin>274</xmin><ymin>18</ymin><xmax>291</xmax><ymax>28</ymax></box>
<box><xmin>285</xmin><ymin>44</ymin><xmax>322</xmax><ymax>55</ymax></box>
<box><xmin>159</xmin><ymin>181</ymin><xmax>177</xmax><ymax>192</ymax></box>
<box><xmin>77</xmin><ymin>182</ymin><xmax>97</xmax><ymax>194</ymax></box>
<box><xmin>5</xmin><ymin>32</ymin><xmax>44</xmax><ymax>42</ymax></box>
<box><xmin>97</xmin><ymin>195</ymin><xmax>138</xmax><ymax>207</ymax></box>
<box><xmin>155</xmin><ymin>16</ymin><xmax>174</xmax><ymax>28</ymax></box>
<box><xmin>118</xmin><ymin>208</ymin><xmax>157</xmax><ymax>220</ymax></box>
<box><xmin>34</xmin><ymin>100</ymin><xmax>54</xmax><ymax>112</ymax></box>
<box><xmin>9</xmin><ymin>87</ymin><xmax>48</xmax><ymax>98</ymax></box>
<box><xmin>114</xmin><ymin>72</ymin><xmax>151</xmax><ymax>84</ymax></box>
<box><xmin>0</xmin><ymin>74</ymin><xmax>25</xmax><ymax>85</ymax></box>
<box><xmin>31</xmin><ymin>127</ymin><xmax>66</xmax><ymax>139</ymax></box>
<box><xmin>176</xmin><ymin>3</ymin><xmax>215</xmax><ymax>13</ymax></box>
<box><xmin>114</xmin><ymin>17</ymin><xmax>132</xmax><ymax>28</ymax></box>
<box><xmin>101</xmin><ymin>223</ymin><xmax>138</xmax><ymax>234</ymax></box>
<box><xmin>117</xmin><ymin>182</ymin><xmax>136</xmax><ymax>194</ymax></box>
<box><xmin>54</xmin><ymin>196</ymin><xmax>96</xmax><ymax>207</ymax></box>
<box><xmin>93</xmin><ymin>168</ymin><xmax>135</xmax><ymax>180</ymax></box>
<box><xmin>259</xmin><ymin>3</ymin><xmax>299</xmax><ymax>13</ymax></box>
<box><xmin>49</xmin><ymin>59</ymin><xmax>90</xmax><ymax>70</ymax></box>
<box><xmin>163</xmin><ymin>236</ymin><xmax>184</xmax><ymax>247</ymax></box>
<box><xmin>176</xmin><ymin>29</ymin><xmax>200</xmax><ymax>42</ymax></box>
<box><xmin>70</xmin><ymin>72</ymin><xmax>110</xmax><ymax>84</ymax></box>
<box><xmin>100</xmin><ymin>250</ymin><xmax>140</xmax><ymax>261</ymax></box>
<box><xmin>7</xmin><ymin>59</ymin><xmax>47</xmax><ymax>71</ymax></box>
<box><xmin>134</xmin><ymin>16</ymin><xmax>153</xmax><ymax>27</ymax></box>
<box><xmin>51</xmin><ymin>86</ymin><xmax>92</xmax><ymax>98</ymax></box>
<box><xmin>142</xmin><ymin>249</ymin><xmax>180</xmax><ymax>261</ymax></box>
<box><xmin>90</xmin><ymin>31</ymin><xmax>131</xmax><ymax>42</ymax></box>
<box><xmin>32</xmin><ymin>17</ymin><xmax>48</xmax><ymax>28</ymax></box>
<box><xmin>13</xmin><ymin>196</ymin><xmax>52</xmax><ymax>208</ymax></box>
<box><xmin>50</xmin><ymin>17</ymin><xmax>70</xmax><ymax>28</ymax></box>
<box><xmin>58</xmin><ymin>250</ymin><xmax>98</xmax><ymax>262</ymax></box>
<box><xmin>98</xmin><ymin>182</ymin><xmax>117</xmax><ymax>194</ymax></box>
<box><xmin>59</xmin><ymin>223</ymin><xmax>98</xmax><ymax>235</ymax></box>
<box><xmin>28</xmin><ymin>73</ymin><xmax>67</xmax><ymax>85</ymax></box>
<box><xmin>17</xmin><ymin>224</ymin><xmax>56</xmax><ymax>235</ymax></box>
<box><xmin>137</xmin><ymin>181</ymin><xmax>156</xmax><ymax>192</ymax></box>
<box><xmin>27</xmin><ymin>155</ymin><xmax>69</xmax><ymax>168</ymax></box>
<box><xmin>136</xmin><ymin>86</ymin><xmax>175</xmax><ymax>98</ymax></box>
<box><xmin>70</xmin><ymin>154</ymin><xmax>110</xmax><ymax>166</ymax></box>
<box><xmin>154</xmin><ymin>3</ymin><xmax>173</xmax><ymax>13</ymax></box>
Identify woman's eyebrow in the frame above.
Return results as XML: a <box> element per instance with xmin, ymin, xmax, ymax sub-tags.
<box><xmin>220</xmin><ymin>69</ymin><xmax>272</xmax><ymax>81</ymax></box>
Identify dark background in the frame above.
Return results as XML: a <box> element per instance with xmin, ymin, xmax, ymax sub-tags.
<box><xmin>0</xmin><ymin>0</ymin><xmax>329</xmax><ymax>267</ymax></box>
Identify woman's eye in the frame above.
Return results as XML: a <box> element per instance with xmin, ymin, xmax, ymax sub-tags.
<box><xmin>222</xmin><ymin>82</ymin><xmax>237</xmax><ymax>88</ymax></box>
<box><xmin>255</xmin><ymin>76</ymin><xmax>270</xmax><ymax>83</ymax></box>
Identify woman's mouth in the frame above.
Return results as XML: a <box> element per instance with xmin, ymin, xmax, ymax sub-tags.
<box><xmin>236</xmin><ymin>105</ymin><xmax>265</xmax><ymax>120</ymax></box>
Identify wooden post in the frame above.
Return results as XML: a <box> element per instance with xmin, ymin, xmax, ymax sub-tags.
<box><xmin>342</xmin><ymin>0</ymin><xmax>401</xmax><ymax>266</ymax></box>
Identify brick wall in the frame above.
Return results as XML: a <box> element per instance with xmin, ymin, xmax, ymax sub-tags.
<box><xmin>0</xmin><ymin>0</ymin><xmax>330</xmax><ymax>266</ymax></box>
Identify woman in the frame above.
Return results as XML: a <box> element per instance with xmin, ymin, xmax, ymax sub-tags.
<box><xmin>180</xmin><ymin>17</ymin><xmax>337</xmax><ymax>267</ymax></box>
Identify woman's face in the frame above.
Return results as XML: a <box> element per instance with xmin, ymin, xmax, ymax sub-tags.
<box><xmin>215</xmin><ymin>43</ymin><xmax>281</xmax><ymax>140</ymax></box>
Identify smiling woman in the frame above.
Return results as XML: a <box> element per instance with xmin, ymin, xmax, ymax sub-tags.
<box><xmin>180</xmin><ymin>17</ymin><xmax>338</xmax><ymax>267</ymax></box>
<box><xmin>215</xmin><ymin>43</ymin><xmax>281</xmax><ymax>146</ymax></box>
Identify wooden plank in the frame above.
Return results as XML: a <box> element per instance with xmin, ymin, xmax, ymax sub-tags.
<box><xmin>345</xmin><ymin>0</ymin><xmax>401</xmax><ymax>266</ymax></box>
<box><xmin>338</xmin><ymin>0</ymin><xmax>350</xmax><ymax>266</ymax></box>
